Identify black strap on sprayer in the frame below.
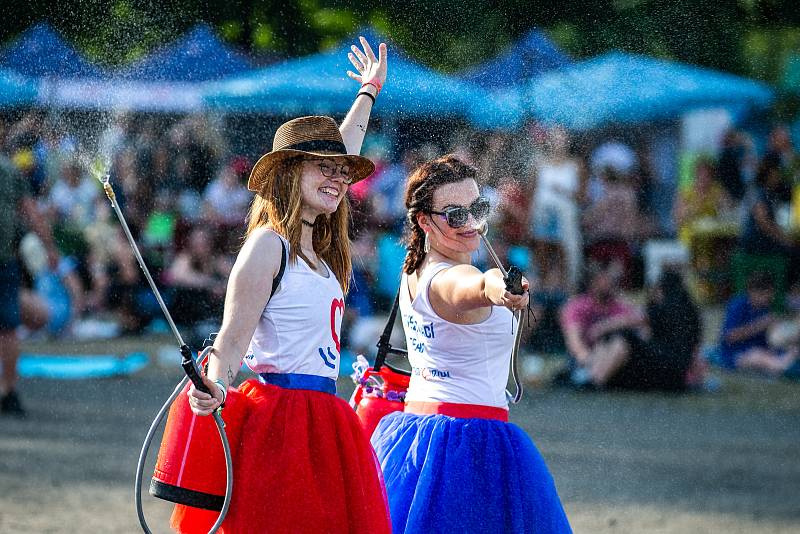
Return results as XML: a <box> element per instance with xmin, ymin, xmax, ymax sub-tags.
<box><xmin>373</xmin><ymin>287</ymin><xmax>410</xmax><ymax>376</ymax></box>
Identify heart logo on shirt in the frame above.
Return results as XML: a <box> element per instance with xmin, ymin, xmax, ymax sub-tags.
<box><xmin>330</xmin><ymin>298</ymin><xmax>344</xmax><ymax>354</ymax></box>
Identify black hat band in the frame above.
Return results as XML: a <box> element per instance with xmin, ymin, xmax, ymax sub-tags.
<box><xmin>282</xmin><ymin>140</ymin><xmax>347</xmax><ymax>154</ymax></box>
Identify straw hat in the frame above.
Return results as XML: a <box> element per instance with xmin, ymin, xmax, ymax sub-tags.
<box><xmin>248</xmin><ymin>116</ymin><xmax>375</xmax><ymax>192</ymax></box>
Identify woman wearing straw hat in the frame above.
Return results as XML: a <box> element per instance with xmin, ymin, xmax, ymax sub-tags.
<box><xmin>370</xmin><ymin>155</ymin><xmax>572</xmax><ymax>533</ymax></box>
<box><xmin>176</xmin><ymin>37</ymin><xmax>391</xmax><ymax>533</ymax></box>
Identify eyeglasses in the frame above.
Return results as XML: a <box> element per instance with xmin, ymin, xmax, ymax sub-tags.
<box><xmin>428</xmin><ymin>197</ymin><xmax>491</xmax><ymax>228</ymax></box>
<box><xmin>314</xmin><ymin>159</ymin><xmax>352</xmax><ymax>184</ymax></box>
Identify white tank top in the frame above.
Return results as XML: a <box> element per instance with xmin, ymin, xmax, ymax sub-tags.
<box><xmin>400</xmin><ymin>262</ymin><xmax>516</xmax><ymax>408</ymax></box>
<box><xmin>244</xmin><ymin>239</ymin><xmax>344</xmax><ymax>380</ymax></box>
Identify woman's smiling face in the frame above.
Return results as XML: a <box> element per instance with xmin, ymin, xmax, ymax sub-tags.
<box><xmin>299</xmin><ymin>157</ymin><xmax>350</xmax><ymax>217</ymax></box>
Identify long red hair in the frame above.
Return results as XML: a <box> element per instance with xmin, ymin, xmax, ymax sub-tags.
<box><xmin>246</xmin><ymin>157</ymin><xmax>352</xmax><ymax>294</ymax></box>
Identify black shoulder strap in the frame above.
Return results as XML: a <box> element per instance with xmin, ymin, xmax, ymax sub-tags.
<box><xmin>373</xmin><ymin>285</ymin><xmax>402</xmax><ymax>372</ymax></box>
<box><xmin>270</xmin><ymin>239</ymin><xmax>287</xmax><ymax>300</ymax></box>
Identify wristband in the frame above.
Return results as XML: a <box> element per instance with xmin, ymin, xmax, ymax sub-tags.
<box><xmin>357</xmin><ymin>90</ymin><xmax>376</xmax><ymax>105</ymax></box>
<box><xmin>212</xmin><ymin>378</ymin><xmax>227</xmax><ymax>406</ymax></box>
<box><xmin>362</xmin><ymin>76</ymin><xmax>383</xmax><ymax>93</ymax></box>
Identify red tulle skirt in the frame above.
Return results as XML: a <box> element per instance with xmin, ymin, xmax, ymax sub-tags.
<box><xmin>171</xmin><ymin>379</ymin><xmax>390</xmax><ymax>534</ymax></box>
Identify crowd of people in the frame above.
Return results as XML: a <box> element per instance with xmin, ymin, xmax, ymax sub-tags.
<box><xmin>2</xmin><ymin>103</ymin><xmax>800</xmax><ymax>416</ymax></box>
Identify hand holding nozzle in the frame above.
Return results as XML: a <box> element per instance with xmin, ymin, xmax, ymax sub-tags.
<box><xmin>477</xmin><ymin>222</ymin><xmax>525</xmax><ymax>295</ymax></box>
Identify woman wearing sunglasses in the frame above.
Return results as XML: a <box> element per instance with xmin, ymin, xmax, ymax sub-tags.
<box><xmin>176</xmin><ymin>37</ymin><xmax>391</xmax><ymax>533</ymax></box>
<box><xmin>370</xmin><ymin>155</ymin><xmax>572</xmax><ymax>533</ymax></box>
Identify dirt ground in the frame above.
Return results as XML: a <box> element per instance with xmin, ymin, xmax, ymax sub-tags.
<box><xmin>1</xmin><ymin>335</ymin><xmax>799</xmax><ymax>533</ymax></box>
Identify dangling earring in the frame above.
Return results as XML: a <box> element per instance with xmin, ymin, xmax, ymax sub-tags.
<box><xmin>424</xmin><ymin>232</ymin><xmax>430</xmax><ymax>253</ymax></box>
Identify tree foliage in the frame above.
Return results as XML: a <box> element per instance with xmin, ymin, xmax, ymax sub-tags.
<box><xmin>3</xmin><ymin>0</ymin><xmax>799</xmax><ymax>82</ymax></box>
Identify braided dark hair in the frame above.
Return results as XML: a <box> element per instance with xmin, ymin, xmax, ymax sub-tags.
<box><xmin>402</xmin><ymin>155</ymin><xmax>478</xmax><ymax>274</ymax></box>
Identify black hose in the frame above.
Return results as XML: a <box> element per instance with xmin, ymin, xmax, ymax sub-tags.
<box><xmin>134</xmin><ymin>350</ymin><xmax>233</xmax><ymax>534</ymax></box>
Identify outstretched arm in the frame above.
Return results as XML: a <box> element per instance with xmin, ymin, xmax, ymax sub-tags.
<box><xmin>428</xmin><ymin>264</ymin><xmax>530</xmax><ymax>324</ymax></box>
<box><xmin>339</xmin><ymin>36</ymin><xmax>388</xmax><ymax>155</ymax></box>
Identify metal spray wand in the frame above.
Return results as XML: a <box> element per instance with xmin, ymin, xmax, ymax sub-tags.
<box><xmin>477</xmin><ymin>222</ymin><xmax>525</xmax><ymax>403</ymax></box>
<box><xmin>96</xmin><ymin>171</ymin><xmax>231</xmax><ymax>534</ymax></box>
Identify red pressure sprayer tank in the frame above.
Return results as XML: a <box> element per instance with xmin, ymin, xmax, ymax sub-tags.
<box><xmin>149</xmin><ymin>353</ymin><xmax>246</xmax><ymax>513</ymax></box>
<box><xmin>351</xmin><ymin>358</ymin><xmax>410</xmax><ymax>437</ymax></box>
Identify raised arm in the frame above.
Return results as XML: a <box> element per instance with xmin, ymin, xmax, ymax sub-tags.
<box><xmin>339</xmin><ymin>36</ymin><xmax>388</xmax><ymax>155</ymax></box>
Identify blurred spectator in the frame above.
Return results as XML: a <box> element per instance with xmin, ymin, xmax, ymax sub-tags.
<box><xmin>496</xmin><ymin>178</ymin><xmax>533</xmax><ymax>271</ymax></box>
<box><xmin>150</xmin><ymin>143</ymin><xmax>174</xmax><ymax>193</ymax></box>
<box><xmin>717</xmin><ymin>129</ymin><xmax>753</xmax><ymax>202</ymax></box>
<box><xmin>587</xmin><ymin>140</ymin><xmax>637</xmax><ymax>205</ymax></box>
<box><xmin>525</xmin><ymin>266</ymin><xmax>569</xmax><ymax>354</ymax></box>
<box><xmin>48</xmin><ymin>156</ymin><xmax>99</xmax><ymax>228</ymax></box>
<box><xmin>734</xmin><ymin>153</ymin><xmax>796</xmax><ymax>306</ymax></box>
<box><xmin>202</xmin><ymin>156</ymin><xmax>251</xmax><ymax>253</ymax></box>
<box><xmin>370</xmin><ymin>147</ymin><xmax>425</xmax><ymax>226</ymax></box>
<box><xmin>0</xmin><ymin>153</ymin><xmax>60</xmax><ymax>417</ymax></box>
<box><xmin>644</xmin><ymin>269</ymin><xmax>703</xmax><ymax>391</ymax></box>
<box><xmin>582</xmin><ymin>165</ymin><xmax>655</xmax><ymax>287</ymax></box>
<box><xmin>104</xmin><ymin>227</ymin><xmax>152</xmax><ymax>335</ymax></box>
<box><xmin>765</xmin><ymin>125</ymin><xmax>798</xmax><ymax>182</ymax></box>
<box><xmin>165</xmin><ymin>227</ymin><xmax>231</xmax><ymax>330</ymax></box>
<box><xmin>530</xmin><ymin>126</ymin><xmax>583</xmax><ymax>290</ymax></box>
<box><xmin>673</xmin><ymin>157</ymin><xmax>732</xmax><ymax>244</ymax></box>
<box><xmin>19</xmin><ymin>233</ymin><xmax>84</xmax><ymax>335</ymax></box>
<box><xmin>560</xmin><ymin>263</ymin><xmax>701</xmax><ymax>391</ymax></box>
<box><xmin>718</xmin><ymin>272</ymin><xmax>799</xmax><ymax>377</ymax></box>
<box><xmin>583</xmin><ymin>165</ymin><xmax>655</xmax><ymax>243</ymax></box>
<box><xmin>559</xmin><ymin>262</ymin><xmax>646</xmax><ymax>389</ymax></box>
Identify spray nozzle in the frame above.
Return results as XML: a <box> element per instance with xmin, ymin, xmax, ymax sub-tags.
<box><xmin>89</xmin><ymin>157</ymin><xmax>110</xmax><ymax>185</ymax></box>
<box><xmin>476</xmin><ymin>221</ymin><xmax>489</xmax><ymax>235</ymax></box>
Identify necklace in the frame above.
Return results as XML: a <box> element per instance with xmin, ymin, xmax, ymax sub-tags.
<box><xmin>302</xmin><ymin>219</ymin><xmax>315</xmax><ymax>228</ymax></box>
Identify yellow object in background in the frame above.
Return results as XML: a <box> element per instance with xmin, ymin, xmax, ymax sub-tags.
<box><xmin>12</xmin><ymin>149</ymin><xmax>35</xmax><ymax>172</ymax></box>
<box><xmin>792</xmin><ymin>184</ymin><xmax>800</xmax><ymax>230</ymax></box>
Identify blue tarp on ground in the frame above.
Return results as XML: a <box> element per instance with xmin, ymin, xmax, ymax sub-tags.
<box><xmin>0</xmin><ymin>69</ymin><xmax>38</xmax><ymax>107</ymax></box>
<box><xmin>0</xmin><ymin>23</ymin><xmax>104</xmax><ymax>79</ymax></box>
<box><xmin>116</xmin><ymin>23</ymin><xmax>252</xmax><ymax>82</ymax></box>
<box><xmin>18</xmin><ymin>352</ymin><xmax>149</xmax><ymax>379</ymax></box>
<box><xmin>459</xmin><ymin>28</ymin><xmax>571</xmax><ymax>90</ymax></box>
<box><xmin>525</xmin><ymin>52</ymin><xmax>775</xmax><ymax>131</ymax></box>
<box><xmin>204</xmin><ymin>28</ymin><xmax>521</xmax><ymax>129</ymax></box>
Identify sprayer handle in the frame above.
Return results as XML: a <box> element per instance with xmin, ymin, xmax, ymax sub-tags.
<box><xmin>504</xmin><ymin>265</ymin><xmax>525</xmax><ymax>296</ymax></box>
<box><xmin>180</xmin><ymin>345</ymin><xmax>212</xmax><ymax>394</ymax></box>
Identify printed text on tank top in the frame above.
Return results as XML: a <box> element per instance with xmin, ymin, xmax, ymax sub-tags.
<box><xmin>400</xmin><ymin>262</ymin><xmax>514</xmax><ymax>408</ymax></box>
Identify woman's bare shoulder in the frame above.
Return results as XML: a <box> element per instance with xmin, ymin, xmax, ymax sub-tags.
<box><xmin>235</xmin><ymin>228</ymin><xmax>284</xmax><ymax>275</ymax></box>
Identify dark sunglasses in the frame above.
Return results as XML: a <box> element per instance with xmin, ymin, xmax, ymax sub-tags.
<box><xmin>428</xmin><ymin>197</ymin><xmax>491</xmax><ymax>228</ymax></box>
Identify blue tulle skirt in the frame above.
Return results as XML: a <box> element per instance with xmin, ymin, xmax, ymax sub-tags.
<box><xmin>371</xmin><ymin>411</ymin><xmax>572</xmax><ymax>534</ymax></box>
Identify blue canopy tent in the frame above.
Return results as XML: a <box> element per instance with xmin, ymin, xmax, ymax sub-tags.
<box><xmin>116</xmin><ymin>23</ymin><xmax>252</xmax><ymax>82</ymax></box>
<box><xmin>0</xmin><ymin>23</ymin><xmax>104</xmax><ymax>79</ymax></box>
<box><xmin>525</xmin><ymin>52</ymin><xmax>774</xmax><ymax>131</ymax></box>
<box><xmin>459</xmin><ymin>28</ymin><xmax>571</xmax><ymax>90</ymax></box>
<box><xmin>42</xmin><ymin>24</ymin><xmax>252</xmax><ymax>112</ymax></box>
<box><xmin>204</xmin><ymin>28</ymin><xmax>521</xmax><ymax>129</ymax></box>
<box><xmin>0</xmin><ymin>69</ymin><xmax>38</xmax><ymax>107</ymax></box>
